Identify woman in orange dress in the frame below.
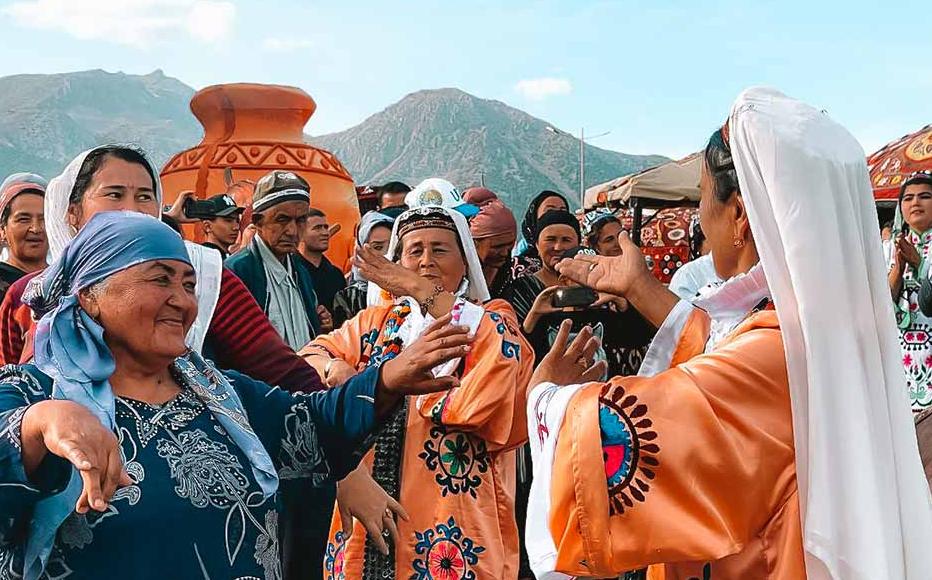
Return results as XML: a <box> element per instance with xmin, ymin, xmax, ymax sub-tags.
<box><xmin>525</xmin><ymin>88</ymin><xmax>932</xmax><ymax>579</ymax></box>
<box><xmin>302</xmin><ymin>204</ymin><xmax>533</xmax><ymax>580</ymax></box>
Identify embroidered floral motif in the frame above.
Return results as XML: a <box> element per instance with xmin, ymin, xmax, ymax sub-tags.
<box><xmin>156</xmin><ymin>429</ymin><xmax>249</xmax><ymax>509</ymax></box>
<box><xmin>324</xmin><ymin>530</ymin><xmax>347</xmax><ymax>580</ymax></box>
<box><xmin>411</xmin><ymin>517</ymin><xmax>485</xmax><ymax>580</ymax></box>
<box><xmin>278</xmin><ymin>405</ymin><xmax>327</xmax><ymax>482</ymax></box>
<box><xmin>419</xmin><ymin>427</ymin><xmax>490</xmax><ymax>498</ymax></box>
<box><xmin>599</xmin><ymin>384</ymin><xmax>660</xmax><ymax>516</ymax></box>
<box><xmin>253</xmin><ymin>510</ymin><xmax>281</xmax><ymax>580</ymax></box>
<box><xmin>488</xmin><ymin>313</ymin><xmax>521</xmax><ymax>360</ymax></box>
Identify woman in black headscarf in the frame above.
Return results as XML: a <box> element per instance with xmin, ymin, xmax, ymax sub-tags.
<box><xmin>509</xmin><ymin>190</ymin><xmax>569</xmax><ymax>280</ymax></box>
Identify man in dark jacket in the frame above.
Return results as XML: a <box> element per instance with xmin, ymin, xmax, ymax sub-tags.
<box><xmin>226</xmin><ymin>170</ymin><xmax>321</xmax><ymax>349</ymax></box>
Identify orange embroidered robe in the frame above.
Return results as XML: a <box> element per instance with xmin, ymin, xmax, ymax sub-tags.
<box><xmin>541</xmin><ymin>308</ymin><xmax>806</xmax><ymax>579</ymax></box>
<box><xmin>303</xmin><ymin>299</ymin><xmax>533</xmax><ymax>580</ymax></box>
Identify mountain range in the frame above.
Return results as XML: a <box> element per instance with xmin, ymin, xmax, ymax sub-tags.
<box><xmin>0</xmin><ymin>69</ymin><xmax>667</xmax><ymax>211</ymax></box>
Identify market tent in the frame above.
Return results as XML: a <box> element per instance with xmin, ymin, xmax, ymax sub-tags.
<box><xmin>584</xmin><ymin>153</ymin><xmax>701</xmax><ymax>210</ymax></box>
<box><xmin>868</xmin><ymin>124</ymin><xmax>932</xmax><ymax>202</ymax></box>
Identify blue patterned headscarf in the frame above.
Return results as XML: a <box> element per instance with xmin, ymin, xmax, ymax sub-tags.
<box><xmin>23</xmin><ymin>211</ymin><xmax>278</xmax><ymax>579</ymax></box>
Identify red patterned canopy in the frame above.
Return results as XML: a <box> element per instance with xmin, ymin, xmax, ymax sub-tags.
<box><xmin>869</xmin><ymin>124</ymin><xmax>932</xmax><ymax>201</ymax></box>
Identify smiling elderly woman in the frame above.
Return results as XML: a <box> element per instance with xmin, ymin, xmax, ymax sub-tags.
<box><xmin>0</xmin><ymin>211</ymin><xmax>470</xmax><ymax>580</ymax></box>
<box><xmin>301</xmin><ymin>204</ymin><xmax>533</xmax><ymax>580</ymax></box>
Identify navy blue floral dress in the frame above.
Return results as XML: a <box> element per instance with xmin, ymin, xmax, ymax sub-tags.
<box><xmin>0</xmin><ymin>356</ymin><xmax>382</xmax><ymax>579</ymax></box>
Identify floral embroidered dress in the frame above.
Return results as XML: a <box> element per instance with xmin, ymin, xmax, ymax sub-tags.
<box><xmin>889</xmin><ymin>227</ymin><xmax>932</xmax><ymax>412</ymax></box>
<box><xmin>302</xmin><ymin>298</ymin><xmax>533</xmax><ymax>580</ymax></box>
<box><xmin>0</xmin><ymin>355</ymin><xmax>383</xmax><ymax>580</ymax></box>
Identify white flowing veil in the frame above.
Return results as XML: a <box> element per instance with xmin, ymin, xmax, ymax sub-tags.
<box><xmin>731</xmin><ymin>87</ymin><xmax>932</xmax><ymax>580</ymax></box>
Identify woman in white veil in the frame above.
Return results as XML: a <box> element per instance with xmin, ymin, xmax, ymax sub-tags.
<box><xmin>525</xmin><ymin>87</ymin><xmax>932</xmax><ymax>579</ymax></box>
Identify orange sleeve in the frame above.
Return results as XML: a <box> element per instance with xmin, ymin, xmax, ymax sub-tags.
<box><xmin>300</xmin><ymin>306</ymin><xmax>388</xmax><ymax>370</ymax></box>
<box><xmin>549</xmin><ymin>321</ymin><xmax>797</xmax><ymax>577</ymax></box>
<box><xmin>414</xmin><ymin>300</ymin><xmax>534</xmax><ymax>450</ymax></box>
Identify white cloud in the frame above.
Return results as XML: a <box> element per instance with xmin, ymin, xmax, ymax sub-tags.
<box><xmin>514</xmin><ymin>77</ymin><xmax>573</xmax><ymax>101</ymax></box>
<box><xmin>262</xmin><ymin>38</ymin><xmax>315</xmax><ymax>53</ymax></box>
<box><xmin>2</xmin><ymin>0</ymin><xmax>236</xmax><ymax>48</ymax></box>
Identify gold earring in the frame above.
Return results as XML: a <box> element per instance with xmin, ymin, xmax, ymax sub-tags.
<box><xmin>733</xmin><ymin>237</ymin><xmax>745</xmax><ymax>247</ymax></box>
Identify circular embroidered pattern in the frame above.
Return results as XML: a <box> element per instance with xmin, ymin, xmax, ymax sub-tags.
<box><xmin>324</xmin><ymin>531</ymin><xmax>346</xmax><ymax>580</ymax></box>
<box><xmin>412</xmin><ymin>517</ymin><xmax>485</xmax><ymax>580</ymax></box>
<box><xmin>599</xmin><ymin>384</ymin><xmax>660</xmax><ymax>516</ymax></box>
<box><xmin>419</xmin><ymin>426</ymin><xmax>491</xmax><ymax>498</ymax></box>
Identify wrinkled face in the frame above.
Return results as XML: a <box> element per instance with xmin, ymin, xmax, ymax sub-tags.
<box><xmin>537</xmin><ymin>224</ymin><xmax>579</xmax><ymax>271</ymax></box>
<box><xmin>2</xmin><ymin>193</ymin><xmax>47</xmax><ymax>262</ymax></box>
<box><xmin>69</xmin><ymin>157</ymin><xmax>158</xmax><ymax>229</ymax></box>
<box><xmin>699</xmin><ymin>162</ymin><xmax>741</xmax><ymax>279</ymax></box>
<box><xmin>399</xmin><ymin>228</ymin><xmax>467</xmax><ymax>293</ymax></box>
<box><xmin>254</xmin><ymin>200</ymin><xmax>309</xmax><ymax>258</ymax></box>
<box><xmin>474</xmin><ymin>231</ymin><xmax>516</xmax><ymax>270</ymax></box>
<box><xmin>901</xmin><ymin>183</ymin><xmax>932</xmax><ymax>234</ymax></box>
<box><xmin>594</xmin><ymin>220</ymin><xmax>623</xmax><ymax>257</ymax></box>
<box><xmin>204</xmin><ymin>215</ymin><xmax>241</xmax><ymax>247</ymax></box>
<box><xmin>81</xmin><ymin>260</ymin><xmax>197</xmax><ymax>362</ymax></box>
<box><xmin>303</xmin><ymin>214</ymin><xmax>330</xmax><ymax>253</ymax></box>
<box><xmin>365</xmin><ymin>225</ymin><xmax>392</xmax><ymax>255</ymax></box>
<box><xmin>536</xmin><ymin>196</ymin><xmax>567</xmax><ymax>218</ymax></box>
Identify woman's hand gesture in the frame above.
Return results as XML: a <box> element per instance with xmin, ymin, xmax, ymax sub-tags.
<box><xmin>529</xmin><ymin>320</ymin><xmax>607</xmax><ymax>389</ymax></box>
<box><xmin>354</xmin><ymin>243</ymin><xmax>420</xmax><ymax>298</ymax></box>
<box><xmin>380</xmin><ymin>314</ymin><xmax>473</xmax><ymax>395</ymax></box>
<box><xmin>24</xmin><ymin>400</ymin><xmax>132</xmax><ymax>513</ymax></box>
<box><xmin>336</xmin><ymin>466</ymin><xmax>409</xmax><ymax>555</ymax></box>
<box><xmin>556</xmin><ymin>232</ymin><xmax>650</xmax><ymax>297</ymax></box>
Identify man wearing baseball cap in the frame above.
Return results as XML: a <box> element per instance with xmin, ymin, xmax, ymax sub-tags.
<box><xmin>226</xmin><ymin>170</ymin><xmax>322</xmax><ymax>350</ymax></box>
<box><xmin>200</xmin><ymin>193</ymin><xmax>246</xmax><ymax>259</ymax></box>
<box><xmin>0</xmin><ymin>173</ymin><xmax>48</xmax><ymax>298</ymax></box>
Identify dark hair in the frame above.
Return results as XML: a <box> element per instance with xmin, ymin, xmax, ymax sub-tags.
<box><xmin>703</xmin><ymin>129</ymin><xmax>739</xmax><ymax>203</ymax></box>
<box><xmin>585</xmin><ymin>215</ymin><xmax>620</xmax><ymax>248</ymax></box>
<box><xmin>70</xmin><ymin>145</ymin><xmax>157</xmax><ymax>206</ymax></box>
<box><xmin>307</xmin><ymin>207</ymin><xmax>326</xmax><ymax>219</ymax></box>
<box><xmin>378</xmin><ymin>181</ymin><xmax>411</xmax><ymax>206</ymax></box>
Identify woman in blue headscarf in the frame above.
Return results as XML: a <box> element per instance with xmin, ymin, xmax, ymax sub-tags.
<box><xmin>0</xmin><ymin>211</ymin><xmax>471</xmax><ymax>579</ymax></box>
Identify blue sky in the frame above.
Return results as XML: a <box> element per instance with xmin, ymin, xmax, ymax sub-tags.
<box><xmin>1</xmin><ymin>0</ymin><xmax>928</xmax><ymax>158</ymax></box>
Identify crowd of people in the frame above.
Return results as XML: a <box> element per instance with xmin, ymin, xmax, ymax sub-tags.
<box><xmin>0</xmin><ymin>86</ymin><xmax>929</xmax><ymax>580</ymax></box>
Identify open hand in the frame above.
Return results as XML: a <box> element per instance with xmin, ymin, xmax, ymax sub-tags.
<box><xmin>380</xmin><ymin>313</ymin><xmax>473</xmax><ymax>395</ymax></box>
<box><xmin>353</xmin><ymin>243</ymin><xmax>420</xmax><ymax>298</ymax></box>
<box><xmin>27</xmin><ymin>400</ymin><xmax>132</xmax><ymax>514</ymax></box>
<box><xmin>556</xmin><ymin>232</ymin><xmax>650</xmax><ymax>297</ymax></box>
<box><xmin>336</xmin><ymin>466</ymin><xmax>409</xmax><ymax>555</ymax></box>
<box><xmin>529</xmin><ymin>320</ymin><xmax>607</xmax><ymax>389</ymax></box>
<box><xmin>897</xmin><ymin>235</ymin><xmax>922</xmax><ymax>270</ymax></box>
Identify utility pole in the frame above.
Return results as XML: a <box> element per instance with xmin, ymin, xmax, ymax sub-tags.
<box><xmin>547</xmin><ymin>125</ymin><xmax>610</xmax><ymax>209</ymax></box>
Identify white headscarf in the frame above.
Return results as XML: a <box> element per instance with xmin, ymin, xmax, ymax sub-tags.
<box><xmin>42</xmin><ymin>146</ymin><xmax>223</xmax><ymax>354</ymax></box>
<box><xmin>730</xmin><ymin>87</ymin><xmax>932</xmax><ymax>579</ymax></box>
<box><xmin>366</xmin><ymin>204</ymin><xmax>490</xmax><ymax>306</ymax></box>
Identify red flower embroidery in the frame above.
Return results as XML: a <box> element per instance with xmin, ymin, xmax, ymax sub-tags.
<box><xmin>428</xmin><ymin>540</ymin><xmax>466</xmax><ymax>580</ymax></box>
<box><xmin>904</xmin><ymin>354</ymin><xmax>914</xmax><ymax>367</ymax></box>
<box><xmin>906</xmin><ymin>333</ymin><xmax>915</xmax><ymax>342</ymax></box>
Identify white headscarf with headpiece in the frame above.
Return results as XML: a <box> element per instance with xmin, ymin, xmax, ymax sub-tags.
<box><xmin>43</xmin><ymin>146</ymin><xmax>222</xmax><ymax>354</ymax></box>
<box><xmin>730</xmin><ymin>87</ymin><xmax>932</xmax><ymax>579</ymax></box>
<box><xmin>366</xmin><ymin>204</ymin><xmax>490</xmax><ymax>306</ymax></box>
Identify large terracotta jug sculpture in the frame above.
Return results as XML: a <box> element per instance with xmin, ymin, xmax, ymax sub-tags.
<box><xmin>160</xmin><ymin>83</ymin><xmax>359</xmax><ymax>270</ymax></box>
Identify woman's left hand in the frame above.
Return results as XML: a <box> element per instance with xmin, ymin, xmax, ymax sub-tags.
<box><xmin>529</xmin><ymin>319</ymin><xmax>608</xmax><ymax>389</ymax></box>
<box><xmin>354</xmin><ymin>244</ymin><xmax>422</xmax><ymax>298</ymax></box>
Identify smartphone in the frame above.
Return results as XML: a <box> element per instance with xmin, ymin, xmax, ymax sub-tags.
<box><xmin>552</xmin><ymin>286</ymin><xmax>598</xmax><ymax>309</ymax></box>
<box><xmin>183</xmin><ymin>197</ymin><xmax>216</xmax><ymax>219</ymax></box>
